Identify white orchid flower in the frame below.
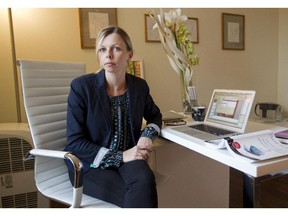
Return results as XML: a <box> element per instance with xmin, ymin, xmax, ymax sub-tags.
<box><xmin>168</xmin><ymin>9</ymin><xmax>188</xmax><ymax>24</ymax></box>
<box><xmin>150</xmin><ymin>8</ymin><xmax>199</xmax><ymax>110</ymax></box>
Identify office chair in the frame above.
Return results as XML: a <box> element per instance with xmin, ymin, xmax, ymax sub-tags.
<box><xmin>18</xmin><ymin>60</ymin><xmax>117</xmax><ymax>208</ymax></box>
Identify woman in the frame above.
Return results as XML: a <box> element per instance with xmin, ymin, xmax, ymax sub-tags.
<box><xmin>65</xmin><ymin>26</ymin><xmax>162</xmax><ymax>208</ymax></box>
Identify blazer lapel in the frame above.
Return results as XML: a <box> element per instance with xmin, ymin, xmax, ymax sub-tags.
<box><xmin>95</xmin><ymin>70</ymin><xmax>111</xmax><ymax>123</ymax></box>
<box><xmin>126</xmin><ymin>74</ymin><xmax>137</xmax><ymax>118</ymax></box>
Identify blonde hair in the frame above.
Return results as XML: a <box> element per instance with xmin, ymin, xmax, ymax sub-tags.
<box><xmin>96</xmin><ymin>26</ymin><xmax>134</xmax><ymax>54</ymax></box>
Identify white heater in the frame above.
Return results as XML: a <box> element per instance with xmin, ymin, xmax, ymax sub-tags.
<box><xmin>0</xmin><ymin>123</ymin><xmax>49</xmax><ymax>208</ymax></box>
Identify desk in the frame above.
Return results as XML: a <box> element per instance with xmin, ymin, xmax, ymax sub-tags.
<box><xmin>160</xmin><ymin>119</ymin><xmax>288</xmax><ymax>207</ymax></box>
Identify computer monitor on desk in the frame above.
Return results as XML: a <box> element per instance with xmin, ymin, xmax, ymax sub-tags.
<box><xmin>170</xmin><ymin>89</ymin><xmax>256</xmax><ymax>141</ymax></box>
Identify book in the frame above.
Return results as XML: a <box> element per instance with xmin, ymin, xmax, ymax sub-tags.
<box><xmin>162</xmin><ymin>111</ymin><xmax>185</xmax><ymax>122</ymax></box>
<box><xmin>206</xmin><ymin>130</ymin><xmax>288</xmax><ymax>162</ymax></box>
<box><xmin>277</xmin><ymin>138</ymin><xmax>288</xmax><ymax>144</ymax></box>
<box><xmin>274</xmin><ymin>130</ymin><xmax>288</xmax><ymax>144</ymax></box>
<box><xmin>274</xmin><ymin>129</ymin><xmax>288</xmax><ymax>139</ymax></box>
<box><xmin>162</xmin><ymin>111</ymin><xmax>186</xmax><ymax>126</ymax></box>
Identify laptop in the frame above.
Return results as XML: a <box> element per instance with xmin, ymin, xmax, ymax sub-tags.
<box><xmin>171</xmin><ymin>89</ymin><xmax>256</xmax><ymax>141</ymax></box>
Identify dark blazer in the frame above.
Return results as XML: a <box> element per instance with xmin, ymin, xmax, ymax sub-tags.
<box><xmin>65</xmin><ymin>69</ymin><xmax>162</xmax><ymax>172</ymax></box>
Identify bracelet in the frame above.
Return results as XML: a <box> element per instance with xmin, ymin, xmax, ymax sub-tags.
<box><xmin>141</xmin><ymin>126</ymin><xmax>159</xmax><ymax>141</ymax></box>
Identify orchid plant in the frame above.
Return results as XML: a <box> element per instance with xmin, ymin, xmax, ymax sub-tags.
<box><xmin>151</xmin><ymin>8</ymin><xmax>200</xmax><ymax>112</ymax></box>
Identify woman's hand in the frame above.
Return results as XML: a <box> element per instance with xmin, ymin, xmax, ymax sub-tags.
<box><xmin>122</xmin><ymin>137</ymin><xmax>153</xmax><ymax>163</ymax></box>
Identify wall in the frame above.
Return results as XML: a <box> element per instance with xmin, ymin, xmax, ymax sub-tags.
<box><xmin>0</xmin><ymin>9</ymin><xmax>18</xmax><ymax>123</ymax></box>
<box><xmin>119</xmin><ymin>8</ymin><xmax>280</xmax><ymax>114</ymax></box>
<box><xmin>278</xmin><ymin>9</ymin><xmax>288</xmax><ymax>114</ymax></box>
<box><xmin>0</xmin><ymin>8</ymin><xmax>286</xmax><ymax>123</ymax></box>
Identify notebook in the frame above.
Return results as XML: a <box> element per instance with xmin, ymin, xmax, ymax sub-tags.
<box><xmin>162</xmin><ymin>111</ymin><xmax>186</xmax><ymax>122</ymax></box>
<box><xmin>171</xmin><ymin>89</ymin><xmax>256</xmax><ymax>141</ymax></box>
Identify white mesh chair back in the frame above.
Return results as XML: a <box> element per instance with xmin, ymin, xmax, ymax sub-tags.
<box><xmin>19</xmin><ymin>60</ymin><xmax>117</xmax><ymax>208</ymax></box>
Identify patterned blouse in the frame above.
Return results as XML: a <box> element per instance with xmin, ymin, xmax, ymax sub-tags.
<box><xmin>99</xmin><ymin>91</ymin><xmax>158</xmax><ymax>169</ymax></box>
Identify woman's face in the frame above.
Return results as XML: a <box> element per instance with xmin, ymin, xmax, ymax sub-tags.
<box><xmin>98</xmin><ymin>33</ymin><xmax>132</xmax><ymax>74</ymax></box>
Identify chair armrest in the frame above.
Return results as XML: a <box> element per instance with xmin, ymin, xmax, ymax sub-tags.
<box><xmin>25</xmin><ymin>149</ymin><xmax>84</xmax><ymax>208</ymax></box>
<box><xmin>29</xmin><ymin>149</ymin><xmax>68</xmax><ymax>159</ymax></box>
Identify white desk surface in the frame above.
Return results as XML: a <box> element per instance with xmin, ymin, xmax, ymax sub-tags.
<box><xmin>160</xmin><ymin>118</ymin><xmax>288</xmax><ymax>178</ymax></box>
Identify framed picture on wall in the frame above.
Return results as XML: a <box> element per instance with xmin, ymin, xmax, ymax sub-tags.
<box><xmin>127</xmin><ymin>59</ymin><xmax>144</xmax><ymax>78</ymax></box>
<box><xmin>222</xmin><ymin>13</ymin><xmax>245</xmax><ymax>50</ymax></box>
<box><xmin>144</xmin><ymin>14</ymin><xmax>160</xmax><ymax>42</ymax></box>
<box><xmin>79</xmin><ymin>8</ymin><xmax>117</xmax><ymax>49</ymax></box>
<box><xmin>186</xmin><ymin>17</ymin><xmax>199</xmax><ymax>43</ymax></box>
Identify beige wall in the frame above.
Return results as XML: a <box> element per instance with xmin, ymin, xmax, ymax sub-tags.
<box><xmin>0</xmin><ymin>8</ymin><xmax>287</xmax><ymax>123</ymax></box>
<box><xmin>0</xmin><ymin>9</ymin><xmax>18</xmax><ymax>122</ymax></box>
<box><xmin>278</xmin><ymin>9</ymin><xmax>288</xmax><ymax>114</ymax></box>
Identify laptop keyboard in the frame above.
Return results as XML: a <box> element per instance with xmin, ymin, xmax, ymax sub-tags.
<box><xmin>189</xmin><ymin>124</ymin><xmax>234</xmax><ymax>136</ymax></box>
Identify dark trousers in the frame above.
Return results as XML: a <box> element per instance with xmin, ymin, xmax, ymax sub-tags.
<box><xmin>69</xmin><ymin>160</ymin><xmax>158</xmax><ymax>208</ymax></box>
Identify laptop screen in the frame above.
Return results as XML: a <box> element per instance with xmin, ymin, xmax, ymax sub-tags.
<box><xmin>205</xmin><ymin>90</ymin><xmax>255</xmax><ymax>131</ymax></box>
